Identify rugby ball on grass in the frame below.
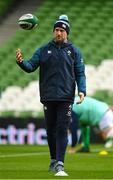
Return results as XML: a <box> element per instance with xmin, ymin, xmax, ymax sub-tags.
<box><xmin>18</xmin><ymin>13</ymin><xmax>38</xmax><ymax>30</ymax></box>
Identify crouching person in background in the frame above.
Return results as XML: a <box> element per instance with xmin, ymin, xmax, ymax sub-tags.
<box><xmin>68</xmin><ymin>96</ymin><xmax>113</xmax><ymax>153</ymax></box>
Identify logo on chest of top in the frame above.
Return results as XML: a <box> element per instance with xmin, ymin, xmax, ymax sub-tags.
<box><xmin>67</xmin><ymin>50</ymin><xmax>71</xmax><ymax>56</ymax></box>
<box><xmin>47</xmin><ymin>50</ymin><xmax>52</xmax><ymax>54</ymax></box>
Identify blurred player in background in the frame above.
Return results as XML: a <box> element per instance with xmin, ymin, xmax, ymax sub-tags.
<box><xmin>16</xmin><ymin>15</ymin><xmax>86</xmax><ymax>176</ymax></box>
<box><xmin>68</xmin><ymin>96</ymin><xmax>113</xmax><ymax>154</ymax></box>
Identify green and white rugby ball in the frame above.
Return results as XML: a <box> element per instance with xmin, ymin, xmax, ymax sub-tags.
<box><xmin>18</xmin><ymin>13</ymin><xmax>38</xmax><ymax>30</ymax></box>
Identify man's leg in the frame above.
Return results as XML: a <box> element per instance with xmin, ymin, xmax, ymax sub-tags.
<box><xmin>56</xmin><ymin>102</ymin><xmax>71</xmax><ymax>167</ymax></box>
<box><xmin>77</xmin><ymin>125</ymin><xmax>90</xmax><ymax>152</ymax></box>
<box><xmin>102</xmin><ymin>127</ymin><xmax>113</xmax><ymax>148</ymax></box>
<box><xmin>68</xmin><ymin>111</ymin><xmax>79</xmax><ymax>153</ymax></box>
<box><xmin>43</xmin><ymin>102</ymin><xmax>57</xmax><ymax>170</ymax></box>
<box><xmin>70</xmin><ymin>111</ymin><xmax>78</xmax><ymax>147</ymax></box>
<box><xmin>81</xmin><ymin>125</ymin><xmax>90</xmax><ymax>149</ymax></box>
<box><xmin>98</xmin><ymin>109</ymin><xmax>113</xmax><ymax>148</ymax></box>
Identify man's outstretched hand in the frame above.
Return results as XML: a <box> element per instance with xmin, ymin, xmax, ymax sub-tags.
<box><xmin>16</xmin><ymin>48</ymin><xmax>23</xmax><ymax>63</ymax></box>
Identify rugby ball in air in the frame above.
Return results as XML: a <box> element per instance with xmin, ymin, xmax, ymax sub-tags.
<box><xmin>18</xmin><ymin>13</ymin><xmax>38</xmax><ymax>30</ymax></box>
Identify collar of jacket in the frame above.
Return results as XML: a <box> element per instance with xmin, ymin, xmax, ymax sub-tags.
<box><xmin>49</xmin><ymin>40</ymin><xmax>72</xmax><ymax>48</ymax></box>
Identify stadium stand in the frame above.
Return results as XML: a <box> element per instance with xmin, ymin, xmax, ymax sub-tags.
<box><xmin>0</xmin><ymin>0</ymin><xmax>113</xmax><ymax>115</ymax></box>
<box><xmin>0</xmin><ymin>59</ymin><xmax>113</xmax><ymax>114</ymax></box>
<box><xmin>0</xmin><ymin>0</ymin><xmax>42</xmax><ymax>45</ymax></box>
<box><xmin>0</xmin><ymin>0</ymin><xmax>15</xmax><ymax>17</ymax></box>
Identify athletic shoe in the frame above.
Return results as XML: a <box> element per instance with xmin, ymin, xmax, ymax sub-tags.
<box><xmin>76</xmin><ymin>147</ymin><xmax>90</xmax><ymax>153</ymax></box>
<box><xmin>55</xmin><ymin>163</ymin><xmax>64</xmax><ymax>171</ymax></box>
<box><xmin>48</xmin><ymin>160</ymin><xmax>57</xmax><ymax>172</ymax></box>
<box><xmin>54</xmin><ymin>162</ymin><xmax>68</xmax><ymax>176</ymax></box>
<box><xmin>55</xmin><ymin>171</ymin><xmax>68</xmax><ymax>176</ymax></box>
<box><xmin>105</xmin><ymin>140</ymin><xmax>113</xmax><ymax>148</ymax></box>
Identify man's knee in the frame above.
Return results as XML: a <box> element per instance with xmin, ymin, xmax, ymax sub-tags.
<box><xmin>106</xmin><ymin>127</ymin><xmax>113</xmax><ymax>138</ymax></box>
<box><xmin>101</xmin><ymin>126</ymin><xmax>113</xmax><ymax>139</ymax></box>
<box><xmin>56</xmin><ymin>123</ymin><xmax>67</xmax><ymax>137</ymax></box>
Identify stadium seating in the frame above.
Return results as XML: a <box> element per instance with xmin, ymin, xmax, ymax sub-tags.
<box><xmin>0</xmin><ymin>0</ymin><xmax>113</xmax><ymax>114</ymax></box>
<box><xmin>0</xmin><ymin>0</ymin><xmax>113</xmax><ymax>89</ymax></box>
<box><xmin>0</xmin><ymin>59</ymin><xmax>113</xmax><ymax>115</ymax></box>
<box><xmin>0</xmin><ymin>0</ymin><xmax>15</xmax><ymax>16</ymax></box>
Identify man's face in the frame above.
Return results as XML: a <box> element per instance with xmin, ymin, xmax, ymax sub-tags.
<box><xmin>54</xmin><ymin>27</ymin><xmax>67</xmax><ymax>42</ymax></box>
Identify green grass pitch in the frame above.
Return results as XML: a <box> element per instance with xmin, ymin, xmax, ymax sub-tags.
<box><xmin>0</xmin><ymin>144</ymin><xmax>113</xmax><ymax>179</ymax></box>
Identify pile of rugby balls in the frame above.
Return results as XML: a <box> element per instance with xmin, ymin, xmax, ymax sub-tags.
<box><xmin>18</xmin><ymin>13</ymin><xmax>38</xmax><ymax>30</ymax></box>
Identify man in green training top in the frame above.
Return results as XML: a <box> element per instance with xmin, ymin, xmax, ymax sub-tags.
<box><xmin>69</xmin><ymin>96</ymin><xmax>113</xmax><ymax>153</ymax></box>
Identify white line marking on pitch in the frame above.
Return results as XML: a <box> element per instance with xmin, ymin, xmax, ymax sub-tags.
<box><xmin>92</xmin><ymin>148</ymin><xmax>113</xmax><ymax>152</ymax></box>
<box><xmin>0</xmin><ymin>151</ymin><xmax>48</xmax><ymax>158</ymax></box>
<box><xmin>0</xmin><ymin>179</ymin><xmax>111</xmax><ymax>180</ymax></box>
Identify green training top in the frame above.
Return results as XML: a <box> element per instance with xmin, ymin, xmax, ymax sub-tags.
<box><xmin>72</xmin><ymin>96</ymin><xmax>109</xmax><ymax>126</ymax></box>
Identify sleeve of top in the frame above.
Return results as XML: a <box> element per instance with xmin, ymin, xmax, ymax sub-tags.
<box><xmin>74</xmin><ymin>47</ymin><xmax>86</xmax><ymax>96</ymax></box>
<box><xmin>17</xmin><ymin>48</ymin><xmax>41</xmax><ymax>73</ymax></box>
